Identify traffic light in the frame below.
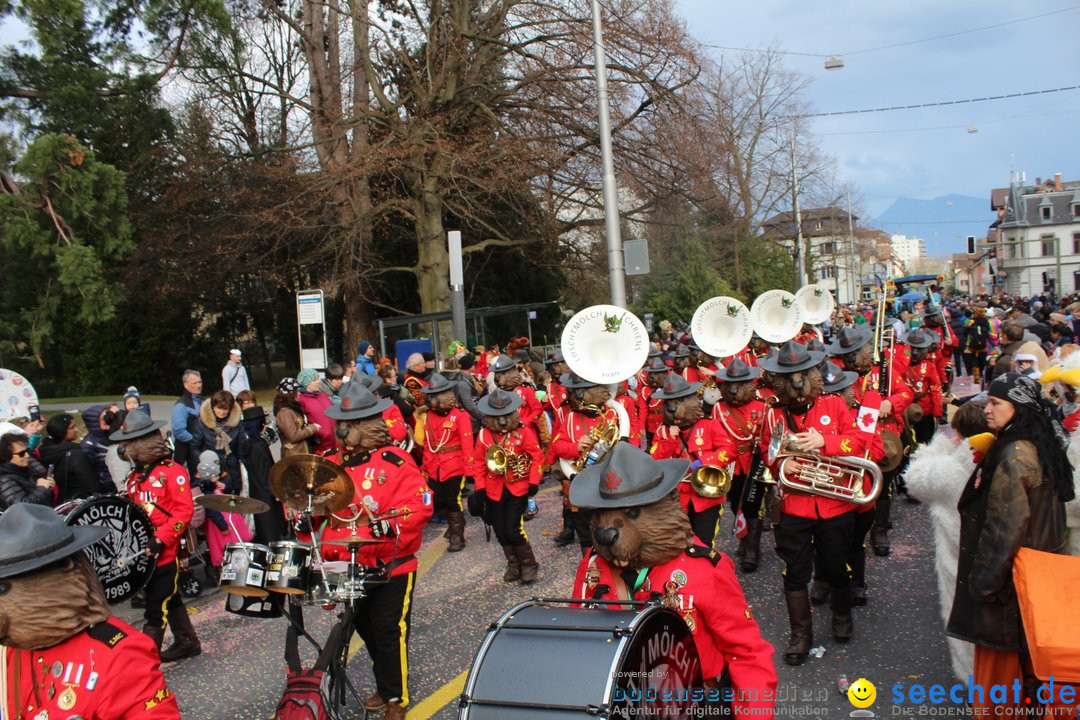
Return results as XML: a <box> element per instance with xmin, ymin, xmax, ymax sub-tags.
<box><xmin>967</xmin><ymin>235</ymin><xmax>976</xmax><ymax>254</ymax></box>
<box><xmin>988</xmin><ymin>247</ymin><xmax>997</xmax><ymax>259</ymax></box>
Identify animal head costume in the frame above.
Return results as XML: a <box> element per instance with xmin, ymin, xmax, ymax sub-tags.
<box><xmin>828</xmin><ymin>325</ymin><xmax>874</xmax><ymax>377</ymax></box>
<box><xmin>569</xmin><ymin>443</ymin><xmax>692</xmax><ymax>570</ymax></box>
<box><xmin>716</xmin><ymin>357</ymin><xmax>761</xmax><ymax>408</ymax></box>
<box><xmin>423</xmin><ymin>373</ymin><xmax>460</xmax><ymax>416</ymax></box>
<box><xmin>563</xmin><ymin>373</ymin><xmax>611</xmax><ymax>414</ymax></box>
<box><xmin>760</xmin><ymin>340</ymin><xmax>826</xmax><ymax>410</ymax></box>
<box><xmin>653</xmin><ymin>373</ymin><xmax>703</xmax><ymax>430</ymax></box>
<box><xmin>324</xmin><ymin>382</ymin><xmax>393</xmax><ymax>450</ymax></box>
<box><xmin>108</xmin><ymin>409</ymin><xmax>169</xmax><ymax>467</ymax></box>
<box><xmin>479</xmin><ymin>388</ymin><xmax>522</xmax><ymax>434</ymax></box>
<box><xmin>491</xmin><ymin>353</ymin><xmax>524</xmax><ymax>391</ymax></box>
<box><xmin>0</xmin><ymin>505</ymin><xmax>110</xmax><ymax>650</ymax></box>
<box><xmin>905</xmin><ymin>328</ymin><xmax>936</xmax><ymax>366</ymax></box>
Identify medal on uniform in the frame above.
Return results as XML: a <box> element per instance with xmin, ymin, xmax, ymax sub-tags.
<box><xmin>87</xmin><ymin>671</ymin><xmax>99</xmax><ymax>691</ymax></box>
<box><xmin>51</xmin><ymin>661</ymin><xmax>62</xmax><ymax>678</ymax></box>
<box><xmin>377</xmin><ymin>470</ymin><xmax>387</xmax><ymax>486</ymax></box>
<box><xmin>683</xmin><ymin>611</ymin><xmax>697</xmax><ymax>633</ymax></box>
<box><xmin>47</xmin><ymin>684</ymin><xmax>56</xmax><ymax>700</ymax></box>
<box><xmin>57</xmin><ymin>687</ymin><xmax>77</xmax><ymax>711</ymax></box>
<box><xmin>361</xmin><ymin>480</ymin><xmax>372</xmax><ymax>490</ymax></box>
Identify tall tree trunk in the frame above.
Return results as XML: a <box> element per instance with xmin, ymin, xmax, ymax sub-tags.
<box><xmin>412</xmin><ymin>171</ymin><xmax>450</xmax><ymax>314</ymax></box>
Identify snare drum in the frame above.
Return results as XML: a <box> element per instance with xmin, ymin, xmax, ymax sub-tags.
<box><xmin>220</xmin><ymin>542</ymin><xmax>271</xmax><ymax>597</ymax></box>
<box><xmin>300</xmin><ymin>562</ymin><xmax>383</xmax><ymax>606</ymax></box>
<box><xmin>265</xmin><ymin>540</ymin><xmax>311</xmax><ymax>595</ymax></box>
<box><xmin>55</xmin><ymin>495</ymin><xmax>154</xmax><ymax>605</ymax></box>
<box><xmin>459</xmin><ymin>601</ymin><xmax>702</xmax><ymax>719</ymax></box>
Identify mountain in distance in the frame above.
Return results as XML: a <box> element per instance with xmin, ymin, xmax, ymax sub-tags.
<box><xmin>872</xmin><ymin>193</ymin><xmax>994</xmax><ymax>258</ymax></box>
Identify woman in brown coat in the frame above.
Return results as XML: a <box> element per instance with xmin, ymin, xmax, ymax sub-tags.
<box><xmin>947</xmin><ymin>372</ymin><xmax>1071</xmax><ymax>709</ymax></box>
<box><xmin>274</xmin><ymin>377</ymin><xmax>319</xmax><ymax>457</ymax></box>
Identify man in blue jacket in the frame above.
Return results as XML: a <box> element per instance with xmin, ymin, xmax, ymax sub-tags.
<box><xmin>170</xmin><ymin>369</ymin><xmax>203</xmax><ymax>477</ymax></box>
<box><xmin>357</xmin><ymin>341</ymin><xmax>378</xmax><ymax>376</ymax></box>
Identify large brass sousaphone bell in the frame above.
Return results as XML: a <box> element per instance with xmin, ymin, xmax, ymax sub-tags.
<box><xmin>691</xmin><ymin>296</ymin><xmax>753</xmax><ymax>359</ymax></box>
<box><xmin>795</xmin><ymin>284</ymin><xmax>836</xmax><ymax>326</ymax></box>
<box><xmin>749</xmin><ymin>290</ymin><xmax>804</xmax><ymax>344</ymax></box>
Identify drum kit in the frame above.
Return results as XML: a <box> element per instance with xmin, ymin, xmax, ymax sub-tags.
<box><xmin>196</xmin><ymin>453</ymin><xmax>400</xmax><ymax>608</ymax></box>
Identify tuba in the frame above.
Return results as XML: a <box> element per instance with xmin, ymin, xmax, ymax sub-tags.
<box><xmin>686</xmin><ymin>461</ymin><xmax>735</xmax><ymax>499</ymax></box>
<box><xmin>691</xmin><ymin>296</ymin><xmax>753</xmax><ymax>359</ymax></box>
<box><xmin>795</xmin><ymin>284</ymin><xmax>836</xmax><ymax>326</ymax></box>
<box><xmin>749</xmin><ymin>290</ymin><xmax>804</xmax><ymax>344</ymax></box>
<box><xmin>767</xmin><ymin>424</ymin><xmax>882</xmax><ymax>506</ymax></box>
<box><xmin>486</xmin><ymin>444</ymin><xmax>531</xmax><ymax>477</ymax></box>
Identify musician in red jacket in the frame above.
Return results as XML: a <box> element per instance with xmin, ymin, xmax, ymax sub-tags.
<box><xmin>320</xmin><ymin>382</ymin><xmax>434</xmax><ymax>720</ymax></box>
<box><xmin>921</xmin><ymin>304</ymin><xmax>956</xmax><ymax>393</ymax></box>
<box><xmin>0</xmin><ymin>504</ymin><xmax>181</xmax><ymax>719</ymax></box>
<box><xmin>711</xmin><ymin>357</ymin><xmax>770</xmax><ymax>572</ymax></box>
<box><xmin>110</xmin><ymin>410</ymin><xmax>199</xmax><ymax>662</ymax></box>
<box><xmin>569</xmin><ymin>444</ymin><xmax>776</xmax><ymax>717</ymax></box>
<box><xmin>490</xmin><ymin>353</ymin><xmax>544</xmax><ymax>432</ymax></box>
<box><xmin>904</xmin><ymin>328</ymin><xmax>944</xmax><ymax>444</ymax></box>
<box><xmin>544</xmin><ymin>351</ymin><xmax>570</xmax><ymax>431</ymax></box>
<box><xmin>636</xmin><ymin>355</ymin><xmax>670</xmax><ymax>446</ymax></box>
<box><xmin>469</xmin><ymin>388</ymin><xmax>543</xmax><ymax>583</ymax></box>
<box><xmin>758</xmin><ymin>341</ymin><xmax>863</xmax><ymax>666</ymax></box>
<box><xmin>828</xmin><ymin>324</ymin><xmax>914</xmax><ymax>557</ymax></box>
<box><xmin>419</xmin><ymin>373</ymin><xmax>475</xmax><ymax>552</ymax></box>
<box><xmin>674</xmin><ymin>344</ymin><xmax>701</xmax><ymax>383</ymax></box>
<box><xmin>648</xmin><ymin>373</ymin><xmax>734</xmax><ymax>549</ymax></box>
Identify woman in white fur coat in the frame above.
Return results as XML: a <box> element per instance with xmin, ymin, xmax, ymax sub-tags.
<box><xmin>903</xmin><ymin>402</ymin><xmax>989</xmax><ymax>682</ymax></box>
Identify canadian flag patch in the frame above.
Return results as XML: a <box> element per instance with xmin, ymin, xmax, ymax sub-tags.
<box><xmin>857</xmin><ymin>390</ymin><xmax>882</xmax><ymax>435</ymax></box>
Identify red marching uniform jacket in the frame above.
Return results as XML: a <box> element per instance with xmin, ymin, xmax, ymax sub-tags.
<box><xmin>681</xmin><ymin>366</ymin><xmax>703</xmax><ymax>383</ymax></box>
<box><xmin>649</xmin><ymin>419</ymin><xmax>735</xmax><ymax>513</ymax></box>
<box><xmin>4</xmin><ymin>617</ymin><xmax>180</xmax><ymax>719</ymax></box>
<box><xmin>906</xmin><ymin>358</ymin><xmax>943</xmax><ymax>418</ymax></box>
<box><xmin>759</xmin><ymin>397</ymin><xmax>862</xmax><ymax>520</ymax></box>
<box><xmin>317</xmin><ymin>446</ymin><xmax>434</xmax><ymax>576</ymax></box>
<box><xmin>711</xmin><ymin>399</ymin><xmax>768</xmax><ymax>477</ymax></box>
<box><xmin>545</xmin><ymin>379</ymin><xmax>568</xmax><ymax>428</ymax></box>
<box><xmin>126</xmin><ymin>459</ymin><xmax>193</xmax><ymax>568</ymax></box>
<box><xmin>853</xmin><ymin>364</ymin><xmax>914</xmax><ymax>436</ymax></box>
<box><xmin>637</xmin><ymin>385</ymin><xmax>665</xmax><ymax>438</ymax></box>
<box><xmin>514</xmin><ymin>386</ymin><xmax>544</xmax><ymax>430</ymax></box>
<box><xmin>383</xmin><ymin>402</ymin><xmax>408</xmax><ymax>444</ymax></box>
<box><xmin>572</xmin><ymin>549</ymin><xmax>777</xmax><ymax>716</ymax></box>
<box><xmin>420</xmin><ymin>407</ymin><xmax>475</xmax><ymax>482</ymax></box>
<box><xmin>924</xmin><ymin>324</ymin><xmax>955</xmax><ymax>381</ymax></box>
<box><xmin>550</xmin><ymin>406</ymin><xmax>618</xmax><ymax>468</ymax></box>
<box><xmin>471</xmin><ymin>426</ymin><xmax>542</xmax><ymax>501</ymax></box>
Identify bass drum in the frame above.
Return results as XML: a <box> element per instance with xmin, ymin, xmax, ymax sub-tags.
<box><xmin>55</xmin><ymin>495</ymin><xmax>155</xmax><ymax>605</ymax></box>
<box><xmin>459</xmin><ymin>601</ymin><xmax>703</xmax><ymax>719</ymax></box>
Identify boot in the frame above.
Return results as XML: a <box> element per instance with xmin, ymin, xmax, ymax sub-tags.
<box><xmin>830</xmin><ymin>585</ymin><xmax>854</xmax><ymax>643</ymax></box>
<box><xmin>849</xmin><ymin>551</ymin><xmax>868</xmax><ymax>606</ymax></box>
<box><xmin>972</xmin><ymin>365</ymin><xmax>981</xmax><ymax>385</ymax></box>
<box><xmin>741</xmin><ymin>519</ymin><xmax>763</xmax><ymax>572</ymax></box>
<box><xmin>517</xmin><ymin>544</ymin><xmax>540</xmax><ymax>585</ymax></box>
<box><xmin>783</xmin><ymin>590</ymin><xmax>813</xmax><ymax>666</ymax></box>
<box><xmin>871</xmin><ymin>495</ymin><xmax>891</xmax><ymax>557</ymax></box>
<box><xmin>142</xmin><ymin>624</ymin><xmax>165</xmax><ymax>653</ymax></box>
<box><xmin>502</xmin><ymin>545</ymin><xmax>521</xmax><ymax>582</ymax></box>
<box><xmin>384</xmin><ymin>701</ymin><xmax>405</xmax><ymax>720</ymax></box>
<box><xmin>160</xmin><ymin>607</ymin><xmax>202</xmax><ymax>663</ymax></box>
<box><xmin>553</xmin><ymin>526</ymin><xmax>575</xmax><ymax>546</ymax></box>
<box><xmin>447</xmin><ymin>511</ymin><xmax>466</xmax><ymax>552</ymax></box>
<box><xmin>809</xmin><ymin>579</ymin><xmax>831</xmax><ymax>606</ymax></box>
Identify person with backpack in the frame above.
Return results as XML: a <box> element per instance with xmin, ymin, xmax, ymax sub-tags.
<box><xmin>171</xmin><ymin>369</ymin><xmax>204</xmax><ymax>478</ymax></box>
<box><xmin>965</xmin><ymin>305</ymin><xmax>992</xmax><ymax>385</ymax></box>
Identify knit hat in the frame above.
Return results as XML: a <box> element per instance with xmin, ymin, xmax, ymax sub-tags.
<box><xmin>297</xmin><ymin>368</ymin><xmax>319</xmax><ymax>388</ymax></box>
<box><xmin>196</xmin><ymin>450</ymin><xmax>221</xmax><ymax>479</ymax></box>
<box><xmin>277</xmin><ymin>377</ymin><xmax>301</xmax><ymax>394</ymax></box>
<box><xmin>458</xmin><ymin>354</ymin><xmax>475</xmax><ymax>370</ymax></box>
<box><xmin>46</xmin><ymin>413</ymin><xmax>74</xmax><ymax>442</ymax></box>
<box><xmin>358</xmin><ymin>341</ymin><xmax>371</xmax><ymax>356</ymax></box>
<box><xmin>123</xmin><ymin>386</ymin><xmax>141</xmax><ymax>403</ymax></box>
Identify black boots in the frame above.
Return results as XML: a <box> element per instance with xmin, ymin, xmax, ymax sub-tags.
<box><xmin>142</xmin><ymin>624</ymin><xmax>165</xmax><ymax>653</ymax></box>
<box><xmin>739</xmin><ymin>519</ymin><xmax>764</xmax><ymax>572</ymax></box>
<box><xmin>553</xmin><ymin>526</ymin><xmax>575</xmax><ymax>546</ymax></box>
<box><xmin>447</xmin><ymin>511</ymin><xmax>466</xmax><ymax>552</ymax></box>
<box><xmin>160</xmin><ymin>607</ymin><xmax>201</xmax><ymax>662</ymax></box>
<box><xmin>872</xmin><ymin>494</ymin><xmax>891</xmax><ymax>556</ymax></box>
<box><xmin>809</xmin><ymin>579</ymin><xmax>830</xmax><ymax>605</ymax></box>
<box><xmin>830</xmin><ymin>585</ymin><xmax>854</xmax><ymax>643</ymax></box>
<box><xmin>849</xmin><ymin>551</ymin><xmax>868</xmax><ymax>606</ymax></box>
<box><xmin>783</xmin><ymin>590</ymin><xmax>813</xmax><ymax>666</ymax></box>
<box><xmin>516</xmin><ymin>544</ymin><xmax>539</xmax><ymax>585</ymax></box>
<box><xmin>502</xmin><ymin>545</ymin><xmax>520</xmax><ymax>582</ymax></box>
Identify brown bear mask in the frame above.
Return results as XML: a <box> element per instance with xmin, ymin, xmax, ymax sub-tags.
<box><xmin>571</xmin><ymin>385</ymin><xmax>612</xmax><ymax>412</ymax></box>
<box><xmin>337</xmin><ymin>417</ymin><xmax>391</xmax><ymax>452</ymax></box>
<box><xmin>125</xmin><ymin>431</ymin><xmax>172</xmax><ymax>467</ymax></box>
<box><xmin>663</xmin><ymin>395</ymin><xmax>703</xmax><ymax>429</ymax></box>
<box><xmin>494</xmin><ymin>368</ymin><xmax>522</xmax><ymax>390</ymax></box>
<box><xmin>481</xmin><ymin>409</ymin><xmax>521</xmax><ymax>434</ymax></box>
<box><xmin>771</xmin><ymin>366</ymin><xmax>824</xmax><ymax>408</ymax></box>
<box><xmin>839</xmin><ymin>343</ymin><xmax>874</xmax><ymax>376</ymax></box>
<box><xmin>0</xmin><ymin>555</ymin><xmax>110</xmax><ymax>650</ymax></box>
<box><xmin>427</xmin><ymin>389</ymin><xmax>459</xmax><ymax>415</ymax></box>
<box><xmin>589</xmin><ymin>493</ymin><xmax>692</xmax><ymax>570</ymax></box>
<box><xmin>719</xmin><ymin>379</ymin><xmax>757</xmax><ymax>408</ymax></box>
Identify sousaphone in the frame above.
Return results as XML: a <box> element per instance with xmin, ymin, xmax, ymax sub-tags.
<box><xmin>561</xmin><ymin>305</ymin><xmax>649</xmax><ymax>385</ymax></box>
<box><xmin>749</xmin><ymin>289</ymin><xmax>804</xmax><ymax>344</ymax></box>
<box><xmin>795</xmin><ymin>284</ymin><xmax>836</xmax><ymax>326</ymax></box>
<box><xmin>691</xmin><ymin>296</ymin><xmax>752</xmax><ymax>359</ymax></box>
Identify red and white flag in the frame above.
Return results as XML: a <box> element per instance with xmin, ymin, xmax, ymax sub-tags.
<box><xmin>733</xmin><ymin>509</ymin><xmax>748</xmax><ymax>539</ymax></box>
<box><xmin>857</xmin><ymin>390</ymin><xmax>882</xmax><ymax>435</ymax></box>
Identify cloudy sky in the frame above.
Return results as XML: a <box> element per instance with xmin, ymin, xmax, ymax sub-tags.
<box><xmin>675</xmin><ymin>0</ymin><xmax>1080</xmax><ymax>219</ymax></box>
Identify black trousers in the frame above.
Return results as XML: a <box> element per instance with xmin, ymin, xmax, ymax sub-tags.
<box><xmin>431</xmin><ymin>474</ymin><xmax>465</xmax><ymax>513</ymax></box>
<box><xmin>775</xmin><ymin>512</ymin><xmax>855</xmax><ymax>591</ymax></box>
<box><xmin>570</xmin><ymin>509</ymin><xmax>594</xmax><ymax>549</ymax></box>
<box><xmin>353</xmin><ymin>572</ymin><xmax>417</xmax><ymax>706</ymax></box>
<box><xmin>688</xmin><ymin>503</ymin><xmax>722</xmax><ymax>550</ymax></box>
<box><xmin>489</xmin><ymin>493</ymin><xmax>529</xmax><ymax>546</ymax></box>
<box><xmin>913</xmin><ymin>414</ymin><xmax>937</xmax><ymax>445</ymax></box>
<box><xmin>144</xmin><ymin>558</ymin><xmax>185</xmax><ymax>629</ymax></box>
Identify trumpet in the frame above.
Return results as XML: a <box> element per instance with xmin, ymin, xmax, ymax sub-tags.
<box><xmin>768</xmin><ymin>424</ymin><xmax>882</xmax><ymax>506</ymax></box>
<box><xmin>571</xmin><ymin>405</ymin><xmax>621</xmax><ymax>472</ymax></box>
<box><xmin>485</xmin><ymin>444</ymin><xmax>531</xmax><ymax>477</ymax></box>
<box><xmin>685</xmin><ymin>462</ymin><xmax>735</xmax><ymax>499</ymax></box>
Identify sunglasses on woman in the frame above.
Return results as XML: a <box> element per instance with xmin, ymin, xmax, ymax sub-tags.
<box><xmin>12</xmin><ymin>449</ymin><xmax>28</xmax><ymax>458</ymax></box>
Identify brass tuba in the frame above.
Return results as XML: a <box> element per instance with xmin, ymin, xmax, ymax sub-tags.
<box><xmin>767</xmin><ymin>424</ymin><xmax>882</xmax><ymax>505</ymax></box>
<box><xmin>485</xmin><ymin>445</ymin><xmax>508</xmax><ymax>474</ymax></box>
<box><xmin>686</xmin><ymin>462</ymin><xmax>735</xmax><ymax>499</ymax></box>
<box><xmin>558</xmin><ymin>399</ymin><xmax>631</xmax><ymax>478</ymax></box>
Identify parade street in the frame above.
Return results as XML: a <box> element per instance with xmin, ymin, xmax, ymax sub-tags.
<box><xmin>107</xmin><ymin>480</ymin><xmax>956</xmax><ymax>719</ymax></box>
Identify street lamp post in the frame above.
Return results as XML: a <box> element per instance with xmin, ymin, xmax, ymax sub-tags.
<box><xmin>590</xmin><ymin>0</ymin><xmax>627</xmax><ymax>308</ymax></box>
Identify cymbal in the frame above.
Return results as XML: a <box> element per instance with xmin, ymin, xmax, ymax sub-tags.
<box><xmin>195</xmin><ymin>494</ymin><xmax>269</xmax><ymax>515</ymax></box>
<box><xmin>321</xmin><ymin>536</ymin><xmax>391</xmax><ymax>547</ymax></box>
<box><xmin>269</xmin><ymin>454</ymin><xmax>353</xmax><ymax>515</ymax></box>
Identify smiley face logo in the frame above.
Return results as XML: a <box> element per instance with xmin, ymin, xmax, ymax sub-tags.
<box><xmin>848</xmin><ymin>678</ymin><xmax>876</xmax><ymax>708</ymax></box>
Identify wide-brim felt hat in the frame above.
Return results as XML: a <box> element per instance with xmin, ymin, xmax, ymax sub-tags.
<box><xmin>757</xmin><ymin>340</ymin><xmax>825</xmax><ymax>374</ymax></box>
<box><xmin>674</xmin><ymin>344</ymin><xmax>692</xmax><ymax>358</ymax></box>
<box><xmin>0</xmin><ymin>503</ymin><xmax>106</xmax><ymax>579</ymax></box>
<box><xmin>512</xmin><ymin>349</ymin><xmax>532</xmax><ymax>364</ymax></box>
<box><xmin>652</xmin><ymin>372</ymin><xmax>700</xmax><ymax>400</ymax></box>
<box><xmin>826</xmin><ymin>325</ymin><xmax>872</xmax><ymax>356</ymax></box>
<box><xmin>545</xmin><ymin>351</ymin><xmax>566</xmax><ymax>367</ymax></box>
<box><xmin>643</xmin><ymin>356</ymin><xmax>668</xmax><ymax>373</ymax></box>
<box><xmin>421</xmin><ymin>372</ymin><xmax>456</xmax><ymax>395</ymax></box>
<box><xmin>904</xmin><ymin>329</ymin><xmax>936</xmax><ymax>349</ymax></box>
<box><xmin>560</xmin><ymin>372</ymin><xmax>598</xmax><ymax>390</ymax></box>
<box><xmin>354</xmin><ymin>373</ymin><xmax>384</xmax><ymax>391</ymax></box>
<box><xmin>325</xmin><ymin>382</ymin><xmax>391</xmax><ymax>420</ymax></box>
<box><xmin>822</xmin><ymin>361</ymin><xmax>858</xmax><ymax>393</ymax></box>
<box><xmin>108</xmin><ymin>409</ymin><xmax>165</xmax><ymax>442</ymax></box>
<box><xmin>715</xmin><ymin>356</ymin><xmax>760</xmax><ymax>382</ymax></box>
<box><xmin>478</xmin><ymin>388</ymin><xmax>522</xmax><ymax>416</ymax></box>
<box><xmin>490</xmin><ymin>354</ymin><xmax>517</xmax><ymax>374</ymax></box>
<box><xmin>570</xmin><ymin>442</ymin><xmax>689</xmax><ymax>509</ymax></box>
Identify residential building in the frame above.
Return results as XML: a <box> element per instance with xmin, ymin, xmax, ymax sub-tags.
<box><xmin>991</xmin><ymin>173</ymin><xmax>1080</xmax><ymax>297</ymax></box>
<box><xmin>890</xmin><ymin>234</ymin><xmax>927</xmax><ymax>275</ymax></box>
<box><xmin>759</xmin><ymin>207</ymin><xmax>865</xmax><ymax>304</ymax></box>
